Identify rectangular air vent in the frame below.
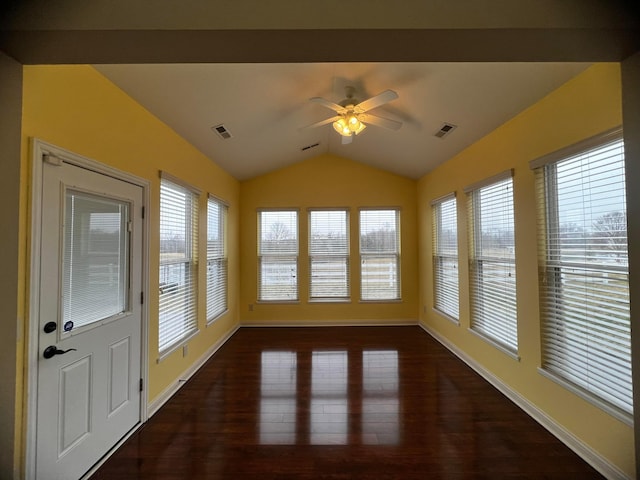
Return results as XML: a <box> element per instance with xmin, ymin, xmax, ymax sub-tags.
<box><xmin>301</xmin><ymin>142</ymin><xmax>320</xmax><ymax>152</ymax></box>
<box><xmin>435</xmin><ymin>123</ymin><xmax>457</xmax><ymax>139</ymax></box>
<box><xmin>212</xmin><ymin>124</ymin><xmax>233</xmax><ymax>140</ymax></box>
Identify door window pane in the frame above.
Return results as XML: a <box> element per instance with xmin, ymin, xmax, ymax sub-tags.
<box><xmin>63</xmin><ymin>190</ymin><xmax>129</xmax><ymax>329</ymax></box>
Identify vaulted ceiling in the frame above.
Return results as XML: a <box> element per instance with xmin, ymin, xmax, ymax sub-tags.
<box><xmin>94</xmin><ymin>62</ymin><xmax>590</xmax><ymax>180</ymax></box>
<box><xmin>2</xmin><ymin>0</ymin><xmax>638</xmax><ymax>181</ymax></box>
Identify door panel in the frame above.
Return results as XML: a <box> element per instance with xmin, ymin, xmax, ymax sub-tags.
<box><xmin>36</xmin><ymin>160</ymin><xmax>143</xmax><ymax>480</ymax></box>
<box><xmin>109</xmin><ymin>337</ymin><xmax>131</xmax><ymax>415</ymax></box>
<box><xmin>59</xmin><ymin>356</ymin><xmax>92</xmax><ymax>455</ymax></box>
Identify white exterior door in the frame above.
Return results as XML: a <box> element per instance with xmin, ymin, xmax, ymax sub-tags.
<box><xmin>35</xmin><ymin>159</ymin><xmax>143</xmax><ymax>480</ymax></box>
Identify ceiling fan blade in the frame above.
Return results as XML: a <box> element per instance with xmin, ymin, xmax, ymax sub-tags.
<box><xmin>299</xmin><ymin>115</ymin><xmax>342</xmax><ymax>130</ymax></box>
<box><xmin>341</xmin><ymin>134</ymin><xmax>353</xmax><ymax>145</ymax></box>
<box><xmin>310</xmin><ymin>97</ymin><xmax>346</xmax><ymax>113</ymax></box>
<box><xmin>361</xmin><ymin>113</ymin><xmax>402</xmax><ymax>131</ymax></box>
<box><xmin>354</xmin><ymin>89</ymin><xmax>399</xmax><ymax>113</ymax></box>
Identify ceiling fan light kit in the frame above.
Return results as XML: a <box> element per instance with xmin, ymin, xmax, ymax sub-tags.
<box><xmin>332</xmin><ymin>111</ymin><xmax>366</xmax><ymax>137</ymax></box>
<box><xmin>304</xmin><ymin>86</ymin><xmax>402</xmax><ymax>145</ymax></box>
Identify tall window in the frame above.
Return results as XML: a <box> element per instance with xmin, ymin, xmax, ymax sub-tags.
<box><xmin>309</xmin><ymin>209</ymin><xmax>350</xmax><ymax>301</ymax></box>
<box><xmin>431</xmin><ymin>193</ymin><xmax>459</xmax><ymax>320</ymax></box>
<box><xmin>258</xmin><ymin>210</ymin><xmax>298</xmax><ymax>301</ymax></box>
<box><xmin>531</xmin><ymin>128</ymin><xmax>631</xmax><ymax>417</ymax></box>
<box><xmin>465</xmin><ymin>171</ymin><xmax>517</xmax><ymax>354</ymax></box>
<box><xmin>159</xmin><ymin>174</ymin><xmax>199</xmax><ymax>354</ymax></box>
<box><xmin>359</xmin><ymin>209</ymin><xmax>400</xmax><ymax>301</ymax></box>
<box><xmin>206</xmin><ymin>195</ymin><xmax>228</xmax><ymax>322</ymax></box>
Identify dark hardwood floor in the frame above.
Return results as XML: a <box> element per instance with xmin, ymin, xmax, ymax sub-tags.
<box><xmin>91</xmin><ymin>326</ymin><xmax>603</xmax><ymax>479</ymax></box>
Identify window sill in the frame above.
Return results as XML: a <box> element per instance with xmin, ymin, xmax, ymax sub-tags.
<box><xmin>359</xmin><ymin>298</ymin><xmax>402</xmax><ymax>304</ymax></box>
<box><xmin>256</xmin><ymin>300</ymin><xmax>301</xmax><ymax>305</ymax></box>
<box><xmin>206</xmin><ymin>309</ymin><xmax>228</xmax><ymax>326</ymax></box>
<box><xmin>432</xmin><ymin>308</ymin><xmax>460</xmax><ymax>326</ymax></box>
<box><xmin>157</xmin><ymin>328</ymin><xmax>199</xmax><ymax>363</ymax></box>
<box><xmin>308</xmin><ymin>298</ymin><xmax>352</xmax><ymax>304</ymax></box>
<box><xmin>468</xmin><ymin>327</ymin><xmax>520</xmax><ymax>361</ymax></box>
<box><xmin>537</xmin><ymin>367</ymin><xmax>633</xmax><ymax>426</ymax></box>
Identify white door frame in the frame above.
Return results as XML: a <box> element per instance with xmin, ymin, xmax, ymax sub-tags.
<box><xmin>26</xmin><ymin>138</ymin><xmax>150</xmax><ymax>479</ymax></box>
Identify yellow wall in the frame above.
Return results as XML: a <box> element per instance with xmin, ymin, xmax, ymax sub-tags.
<box><xmin>240</xmin><ymin>154</ymin><xmax>418</xmax><ymax>324</ymax></box>
<box><xmin>16</xmin><ymin>62</ymin><xmax>633</xmax><ymax>477</ymax></box>
<box><xmin>19</xmin><ymin>65</ymin><xmax>241</xmax><ymax>456</ymax></box>
<box><xmin>418</xmin><ymin>63</ymin><xmax>633</xmax><ymax>476</ymax></box>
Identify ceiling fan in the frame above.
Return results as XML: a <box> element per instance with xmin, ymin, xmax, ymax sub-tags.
<box><xmin>303</xmin><ymin>86</ymin><xmax>402</xmax><ymax>145</ymax></box>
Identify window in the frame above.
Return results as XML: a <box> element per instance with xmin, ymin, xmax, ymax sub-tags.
<box><xmin>531</xmin><ymin>128</ymin><xmax>631</xmax><ymax>417</ymax></box>
<box><xmin>206</xmin><ymin>195</ymin><xmax>228</xmax><ymax>322</ymax></box>
<box><xmin>465</xmin><ymin>171</ymin><xmax>517</xmax><ymax>354</ymax></box>
<box><xmin>309</xmin><ymin>209</ymin><xmax>350</xmax><ymax>301</ymax></box>
<box><xmin>158</xmin><ymin>174</ymin><xmax>199</xmax><ymax>354</ymax></box>
<box><xmin>431</xmin><ymin>193</ymin><xmax>459</xmax><ymax>321</ymax></box>
<box><xmin>258</xmin><ymin>210</ymin><xmax>298</xmax><ymax>301</ymax></box>
<box><xmin>359</xmin><ymin>209</ymin><xmax>400</xmax><ymax>301</ymax></box>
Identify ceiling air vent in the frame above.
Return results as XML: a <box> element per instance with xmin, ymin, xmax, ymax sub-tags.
<box><xmin>434</xmin><ymin>123</ymin><xmax>457</xmax><ymax>139</ymax></box>
<box><xmin>301</xmin><ymin>142</ymin><xmax>320</xmax><ymax>152</ymax></box>
<box><xmin>212</xmin><ymin>124</ymin><xmax>233</xmax><ymax>140</ymax></box>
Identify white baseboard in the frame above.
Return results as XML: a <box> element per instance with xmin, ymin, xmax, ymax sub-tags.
<box><xmin>148</xmin><ymin>324</ymin><xmax>240</xmax><ymax>417</ymax></box>
<box><xmin>419</xmin><ymin>323</ymin><xmax>629</xmax><ymax>480</ymax></box>
<box><xmin>240</xmin><ymin>318</ymin><xmax>419</xmax><ymax>327</ymax></box>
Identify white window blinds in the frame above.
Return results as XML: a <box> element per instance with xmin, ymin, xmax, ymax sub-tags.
<box><xmin>63</xmin><ymin>191</ymin><xmax>129</xmax><ymax>329</ymax></box>
<box><xmin>360</xmin><ymin>209</ymin><xmax>401</xmax><ymax>301</ymax></box>
<box><xmin>431</xmin><ymin>193</ymin><xmax>459</xmax><ymax>320</ymax></box>
<box><xmin>309</xmin><ymin>209</ymin><xmax>350</xmax><ymax>300</ymax></box>
<box><xmin>158</xmin><ymin>175</ymin><xmax>199</xmax><ymax>354</ymax></box>
<box><xmin>206</xmin><ymin>196</ymin><xmax>228</xmax><ymax>322</ymax></box>
<box><xmin>258</xmin><ymin>210</ymin><xmax>298</xmax><ymax>301</ymax></box>
<box><xmin>532</xmin><ymin>129</ymin><xmax>631</xmax><ymax>417</ymax></box>
<box><xmin>465</xmin><ymin>171</ymin><xmax>518</xmax><ymax>354</ymax></box>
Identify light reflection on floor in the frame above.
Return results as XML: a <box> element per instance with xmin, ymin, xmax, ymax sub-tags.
<box><xmin>362</xmin><ymin>350</ymin><xmax>399</xmax><ymax>445</ymax></box>
<box><xmin>259</xmin><ymin>348</ymin><xmax>399</xmax><ymax>446</ymax></box>
<box><xmin>259</xmin><ymin>351</ymin><xmax>297</xmax><ymax>445</ymax></box>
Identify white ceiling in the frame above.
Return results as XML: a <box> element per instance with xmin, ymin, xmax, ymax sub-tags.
<box><xmin>95</xmin><ymin>62</ymin><xmax>590</xmax><ymax>180</ymax></box>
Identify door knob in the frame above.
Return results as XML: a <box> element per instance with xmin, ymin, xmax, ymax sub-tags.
<box><xmin>43</xmin><ymin>345</ymin><xmax>77</xmax><ymax>359</ymax></box>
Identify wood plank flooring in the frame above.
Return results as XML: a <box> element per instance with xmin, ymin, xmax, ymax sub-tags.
<box><xmin>91</xmin><ymin>326</ymin><xmax>603</xmax><ymax>479</ymax></box>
